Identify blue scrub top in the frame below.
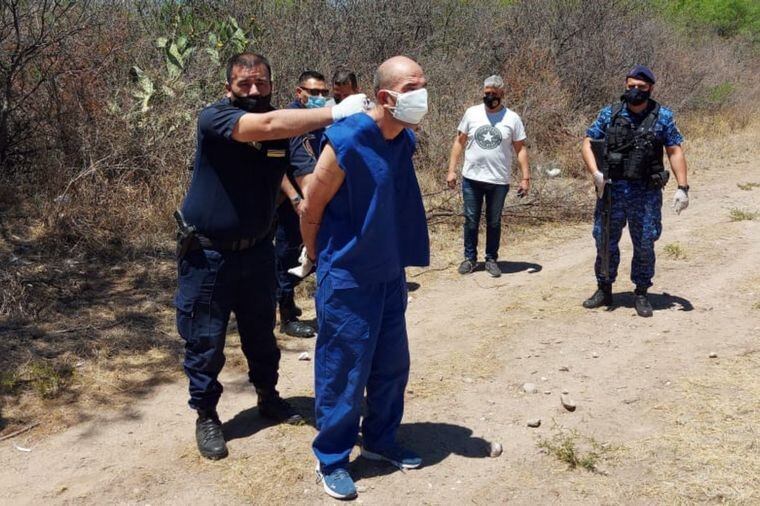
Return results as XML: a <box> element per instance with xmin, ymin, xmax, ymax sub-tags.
<box><xmin>317</xmin><ymin>113</ymin><xmax>430</xmax><ymax>288</ymax></box>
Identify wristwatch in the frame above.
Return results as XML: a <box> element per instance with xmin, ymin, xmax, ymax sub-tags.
<box><xmin>677</xmin><ymin>185</ymin><xmax>689</xmax><ymax>193</ymax></box>
<box><xmin>290</xmin><ymin>195</ymin><xmax>302</xmax><ymax>205</ymax></box>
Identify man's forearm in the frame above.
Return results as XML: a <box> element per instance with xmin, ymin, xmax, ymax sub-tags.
<box><xmin>581</xmin><ymin>137</ymin><xmax>599</xmax><ymax>175</ymax></box>
<box><xmin>299</xmin><ymin>202</ymin><xmax>322</xmax><ymax>261</ymax></box>
<box><xmin>281</xmin><ymin>175</ymin><xmax>300</xmax><ymax>199</ymax></box>
<box><xmin>517</xmin><ymin>147</ymin><xmax>530</xmax><ymax>179</ymax></box>
<box><xmin>234</xmin><ymin>108</ymin><xmax>334</xmax><ymax>143</ymax></box>
<box><xmin>448</xmin><ymin>140</ymin><xmax>464</xmax><ymax>173</ymax></box>
<box><xmin>668</xmin><ymin>149</ymin><xmax>688</xmax><ymax>186</ymax></box>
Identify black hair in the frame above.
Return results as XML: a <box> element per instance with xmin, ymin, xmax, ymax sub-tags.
<box><xmin>298</xmin><ymin>70</ymin><xmax>326</xmax><ymax>85</ymax></box>
<box><xmin>226</xmin><ymin>53</ymin><xmax>272</xmax><ymax>83</ymax></box>
<box><xmin>332</xmin><ymin>69</ymin><xmax>357</xmax><ymax>88</ymax></box>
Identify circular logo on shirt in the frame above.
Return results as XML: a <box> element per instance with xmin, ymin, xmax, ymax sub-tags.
<box><xmin>474</xmin><ymin>125</ymin><xmax>502</xmax><ymax>150</ymax></box>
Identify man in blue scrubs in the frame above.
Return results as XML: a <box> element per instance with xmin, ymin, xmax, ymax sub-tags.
<box><xmin>176</xmin><ymin>52</ymin><xmax>366</xmax><ymax>461</ymax></box>
<box><xmin>301</xmin><ymin>56</ymin><xmax>430</xmax><ymax>499</ymax></box>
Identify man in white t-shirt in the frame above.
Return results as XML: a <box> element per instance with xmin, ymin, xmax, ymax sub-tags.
<box><xmin>446</xmin><ymin>75</ymin><xmax>530</xmax><ymax>277</ymax></box>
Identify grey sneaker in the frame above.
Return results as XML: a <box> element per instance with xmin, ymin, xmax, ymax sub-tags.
<box><xmin>484</xmin><ymin>259</ymin><xmax>501</xmax><ymax>277</ymax></box>
<box><xmin>457</xmin><ymin>259</ymin><xmax>475</xmax><ymax>275</ymax></box>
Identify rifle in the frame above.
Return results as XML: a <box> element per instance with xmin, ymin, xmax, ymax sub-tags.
<box><xmin>590</xmin><ymin>139</ymin><xmax>611</xmax><ymax>281</ymax></box>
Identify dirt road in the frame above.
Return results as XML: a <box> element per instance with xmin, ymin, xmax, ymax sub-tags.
<box><xmin>1</xmin><ymin>128</ymin><xmax>758</xmax><ymax>504</ymax></box>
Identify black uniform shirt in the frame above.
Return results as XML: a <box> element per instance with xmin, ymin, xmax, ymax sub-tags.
<box><xmin>181</xmin><ymin>98</ymin><xmax>290</xmax><ymax>240</ymax></box>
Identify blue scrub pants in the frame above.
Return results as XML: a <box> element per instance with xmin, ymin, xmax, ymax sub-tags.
<box><xmin>593</xmin><ymin>180</ymin><xmax>662</xmax><ymax>289</ymax></box>
<box><xmin>312</xmin><ymin>273</ymin><xmax>409</xmax><ymax>473</ymax></box>
<box><xmin>175</xmin><ymin>243</ymin><xmax>280</xmax><ymax>411</ymax></box>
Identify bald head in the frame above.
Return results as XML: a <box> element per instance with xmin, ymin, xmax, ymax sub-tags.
<box><xmin>373</xmin><ymin>56</ymin><xmax>425</xmax><ymax>95</ymax></box>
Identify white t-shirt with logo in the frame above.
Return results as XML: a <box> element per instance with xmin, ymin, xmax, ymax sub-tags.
<box><xmin>457</xmin><ymin>105</ymin><xmax>526</xmax><ymax>185</ymax></box>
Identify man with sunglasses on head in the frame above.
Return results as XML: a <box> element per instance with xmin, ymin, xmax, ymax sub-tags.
<box><xmin>274</xmin><ymin>70</ymin><xmax>332</xmax><ymax>338</ymax></box>
<box><xmin>300</xmin><ymin>55</ymin><xmax>430</xmax><ymax>500</ymax></box>
<box><xmin>175</xmin><ymin>53</ymin><xmax>366</xmax><ymax>461</ymax></box>
<box><xmin>581</xmin><ymin>64</ymin><xmax>690</xmax><ymax>317</ymax></box>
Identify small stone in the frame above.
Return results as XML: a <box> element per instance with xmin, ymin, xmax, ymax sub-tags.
<box><xmin>543</xmin><ymin>390</ymin><xmax>551</xmax><ymax>395</ymax></box>
<box><xmin>522</xmin><ymin>382</ymin><xmax>538</xmax><ymax>394</ymax></box>
<box><xmin>592</xmin><ymin>352</ymin><xmax>599</xmax><ymax>358</ymax></box>
<box><xmin>463</xmin><ymin>377</ymin><xmax>474</xmax><ymax>383</ymax></box>
<box><xmin>708</xmin><ymin>352</ymin><xmax>718</xmax><ymax>358</ymax></box>
<box><xmin>560</xmin><ymin>394</ymin><xmax>577</xmax><ymax>412</ymax></box>
<box><xmin>489</xmin><ymin>442</ymin><xmax>503</xmax><ymax>457</ymax></box>
<box><xmin>562</xmin><ymin>389</ymin><xmax>569</xmax><ymax>395</ymax></box>
<box><xmin>540</xmin><ymin>376</ymin><xmax>548</xmax><ymax>382</ymax></box>
<box><xmin>527</xmin><ymin>418</ymin><xmax>541</xmax><ymax>428</ymax></box>
<box><xmin>356</xmin><ymin>485</ymin><xmax>367</xmax><ymax>493</ymax></box>
<box><xmin>298</xmin><ymin>352</ymin><xmax>311</xmax><ymax>361</ymax></box>
<box><xmin>559</xmin><ymin>366</ymin><xmax>569</xmax><ymax>372</ymax></box>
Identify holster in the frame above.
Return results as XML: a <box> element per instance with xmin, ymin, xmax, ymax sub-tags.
<box><xmin>647</xmin><ymin>170</ymin><xmax>670</xmax><ymax>190</ymax></box>
<box><xmin>174</xmin><ymin>210</ymin><xmax>198</xmax><ymax>260</ymax></box>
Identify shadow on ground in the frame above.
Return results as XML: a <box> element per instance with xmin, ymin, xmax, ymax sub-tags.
<box><xmin>222</xmin><ymin>395</ymin><xmax>316</xmax><ymax>442</ymax></box>
<box><xmin>472</xmin><ymin>260</ymin><xmax>543</xmax><ymax>274</ymax></box>
<box><xmin>0</xmin><ymin>222</ymin><xmax>181</xmax><ymax>431</ymax></box>
<box><xmin>608</xmin><ymin>291</ymin><xmax>694</xmax><ymax>313</ymax></box>
<box><xmin>352</xmin><ymin>421</ymin><xmax>489</xmax><ymax>481</ymax></box>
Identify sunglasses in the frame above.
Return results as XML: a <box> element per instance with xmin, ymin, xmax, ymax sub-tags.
<box><xmin>300</xmin><ymin>87</ymin><xmax>330</xmax><ymax>97</ymax></box>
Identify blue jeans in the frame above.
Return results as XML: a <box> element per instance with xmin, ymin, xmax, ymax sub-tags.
<box><xmin>462</xmin><ymin>177</ymin><xmax>509</xmax><ymax>261</ymax></box>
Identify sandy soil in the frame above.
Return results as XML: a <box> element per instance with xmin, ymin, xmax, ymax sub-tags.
<box><xmin>1</xmin><ymin>128</ymin><xmax>758</xmax><ymax>505</ymax></box>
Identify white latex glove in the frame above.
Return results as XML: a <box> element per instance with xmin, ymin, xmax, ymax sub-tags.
<box><xmin>287</xmin><ymin>247</ymin><xmax>314</xmax><ymax>278</ymax></box>
<box><xmin>331</xmin><ymin>93</ymin><xmax>368</xmax><ymax>121</ymax></box>
<box><xmin>592</xmin><ymin>170</ymin><xmax>606</xmax><ymax>198</ymax></box>
<box><xmin>672</xmin><ymin>188</ymin><xmax>689</xmax><ymax>215</ymax></box>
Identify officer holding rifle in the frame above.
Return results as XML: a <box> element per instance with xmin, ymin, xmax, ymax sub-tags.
<box><xmin>582</xmin><ymin>65</ymin><xmax>690</xmax><ymax>317</ymax></box>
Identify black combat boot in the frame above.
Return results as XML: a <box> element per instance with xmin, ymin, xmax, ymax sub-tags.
<box><xmin>256</xmin><ymin>389</ymin><xmax>304</xmax><ymax>425</ymax></box>
<box><xmin>634</xmin><ymin>286</ymin><xmax>653</xmax><ymax>317</ymax></box>
<box><xmin>195</xmin><ymin>409</ymin><xmax>228</xmax><ymax>460</ymax></box>
<box><xmin>279</xmin><ymin>296</ymin><xmax>315</xmax><ymax>338</ymax></box>
<box><xmin>582</xmin><ymin>283</ymin><xmax>613</xmax><ymax>309</ymax></box>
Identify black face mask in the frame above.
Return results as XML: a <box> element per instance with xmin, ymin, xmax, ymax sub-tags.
<box><xmin>232</xmin><ymin>93</ymin><xmax>271</xmax><ymax>113</ymax></box>
<box><xmin>483</xmin><ymin>94</ymin><xmax>501</xmax><ymax>109</ymax></box>
<box><xmin>622</xmin><ymin>88</ymin><xmax>650</xmax><ymax>106</ymax></box>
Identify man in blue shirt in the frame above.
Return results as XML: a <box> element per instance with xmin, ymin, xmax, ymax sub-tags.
<box><xmin>301</xmin><ymin>56</ymin><xmax>430</xmax><ymax>500</ymax></box>
<box><xmin>176</xmin><ymin>52</ymin><xmax>366</xmax><ymax>461</ymax></box>
<box><xmin>275</xmin><ymin>70</ymin><xmax>330</xmax><ymax>338</ymax></box>
<box><xmin>581</xmin><ymin>65</ymin><xmax>690</xmax><ymax>317</ymax></box>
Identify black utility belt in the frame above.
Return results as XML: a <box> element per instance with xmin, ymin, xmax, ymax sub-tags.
<box><xmin>190</xmin><ymin>234</ymin><xmax>268</xmax><ymax>252</ymax></box>
<box><xmin>610</xmin><ymin>170</ymin><xmax>669</xmax><ymax>189</ymax></box>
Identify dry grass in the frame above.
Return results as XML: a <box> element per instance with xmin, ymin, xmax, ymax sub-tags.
<box><xmin>729</xmin><ymin>208</ymin><xmax>759</xmax><ymax>221</ymax></box>
<box><xmin>663</xmin><ymin>242</ymin><xmax>687</xmax><ymax>260</ymax></box>
<box><xmin>630</xmin><ymin>352</ymin><xmax>760</xmax><ymax>503</ymax></box>
<box><xmin>537</xmin><ymin>427</ymin><xmax>615</xmax><ymax>472</ymax></box>
<box><xmin>737</xmin><ymin>182</ymin><xmax>760</xmax><ymax>191</ymax></box>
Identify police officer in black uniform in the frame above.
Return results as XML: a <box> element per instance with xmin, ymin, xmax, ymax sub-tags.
<box><xmin>175</xmin><ymin>53</ymin><xmax>366</xmax><ymax>460</ymax></box>
<box><xmin>274</xmin><ymin>70</ymin><xmax>331</xmax><ymax>338</ymax></box>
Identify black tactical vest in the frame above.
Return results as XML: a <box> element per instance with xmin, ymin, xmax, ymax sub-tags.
<box><xmin>604</xmin><ymin>101</ymin><xmax>665</xmax><ymax>181</ymax></box>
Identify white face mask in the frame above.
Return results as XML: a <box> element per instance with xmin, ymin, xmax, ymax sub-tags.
<box><xmin>384</xmin><ymin>88</ymin><xmax>428</xmax><ymax>125</ymax></box>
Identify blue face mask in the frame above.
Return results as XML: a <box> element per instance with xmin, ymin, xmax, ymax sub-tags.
<box><xmin>306</xmin><ymin>95</ymin><xmax>327</xmax><ymax>109</ymax></box>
